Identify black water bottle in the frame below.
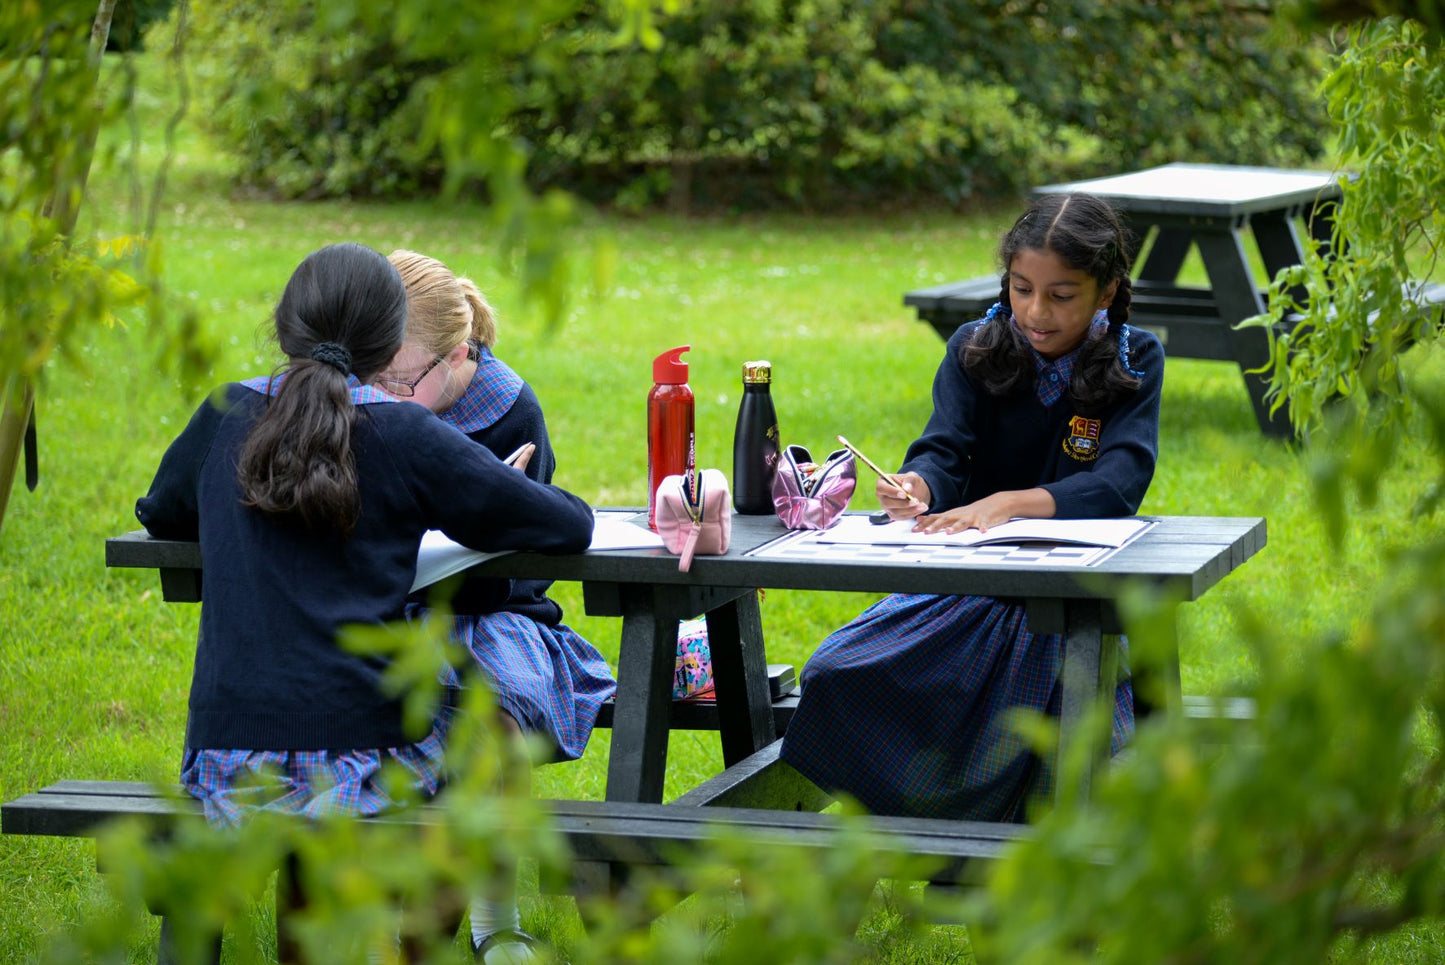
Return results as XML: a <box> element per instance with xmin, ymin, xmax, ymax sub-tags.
<box><xmin>732</xmin><ymin>360</ymin><xmax>781</xmax><ymax>514</ymax></box>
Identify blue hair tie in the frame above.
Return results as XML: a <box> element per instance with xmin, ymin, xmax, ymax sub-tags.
<box><xmin>982</xmin><ymin>301</ymin><xmax>1009</xmax><ymax>323</ymax></box>
<box><xmin>1117</xmin><ymin>323</ymin><xmax>1146</xmax><ymax>379</ymax></box>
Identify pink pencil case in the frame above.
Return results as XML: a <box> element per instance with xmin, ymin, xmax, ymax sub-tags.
<box><xmin>771</xmin><ymin>444</ymin><xmax>856</xmax><ymax>530</ymax></box>
<box><xmin>655</xmin><ymin>468</ymin><xmax>732</xmax><ymax>572</ymax></box>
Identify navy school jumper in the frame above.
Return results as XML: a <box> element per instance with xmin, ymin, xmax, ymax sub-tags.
<box><xmin>136</xmin><ymin>383</ymin><xmax>594</xmax><ymax>752</ymax></box>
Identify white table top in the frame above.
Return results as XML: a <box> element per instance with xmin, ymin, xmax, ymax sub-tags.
<box><xmin>1034</xmin><ymin>163</ymin><xmax>1343</xmax><ymax>217</ymax></box>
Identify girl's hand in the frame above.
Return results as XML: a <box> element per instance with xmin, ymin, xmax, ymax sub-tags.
<box><xmin>877</xmin><ymin>472</ymin><xmax>930</xmax><ymax>520</ymax></box>
<box><xmin>503</xmin><ymin>442</ymin><xmax>536</xmax><ymax>473</ymax></box>
<box><xmin>912</xmin><ymin>488</ymin><xmax>1054</xmax><ymax>535</ymax></box>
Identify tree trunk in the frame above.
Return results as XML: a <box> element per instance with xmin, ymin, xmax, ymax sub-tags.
<box><xmin>0</xmin><ymin>0</ymin><xmax>117</xmax><ymax>539</ymax></box>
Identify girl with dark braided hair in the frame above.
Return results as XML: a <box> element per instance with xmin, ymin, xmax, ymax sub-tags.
<box><xmin>782</xmin><ymin>193</ymin><xmax>1164</xmax><ymax>822</ymax></box>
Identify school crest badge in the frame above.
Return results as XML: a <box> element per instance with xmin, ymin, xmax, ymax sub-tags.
<box><xmin>1063</xmin><ymin>415</ymin><xmax>1101</xmax><ymax>461</ymax></box>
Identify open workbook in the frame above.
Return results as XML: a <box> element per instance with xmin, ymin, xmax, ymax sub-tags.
<box><xmin>411</xmin><ymin>510</ymin><xmax>664</xmax><ymax>592</ymax></box>
<box><xmin>815</xmin><ymin>514</ymin><xmax>1154</xmax><ymax>548</ymax></box>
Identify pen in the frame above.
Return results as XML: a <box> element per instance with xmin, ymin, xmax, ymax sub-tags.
<box><xmin>502</xmin><ymin>443</ymin><xmax>533</xmax><ymax>467</ymax></box>
<box><xmin>836</xmin><ymin>435</ymin><xmax>925</xmax><ymax>509</ymax></box>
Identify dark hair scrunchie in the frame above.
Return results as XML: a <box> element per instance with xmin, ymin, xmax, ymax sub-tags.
<box><xmin>310</xmin><ymin>341</ymin><xmax>352</xmax><ymax>374</ymax></box>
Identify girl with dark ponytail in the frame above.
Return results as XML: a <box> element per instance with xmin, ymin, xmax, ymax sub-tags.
<box><xmin>135</xmin><ymin>244</ymin><xmax>595</xmax><ymax>954</ymax></box>
<box><xmin>782</xmin><ymin>193</ymin><xmax>1164</xmax><ymax>823</ymax></box>
<box><xmin>237</xmin><ymin>242</ymin><xmax>412</xmax><ymax>533</ymax></box>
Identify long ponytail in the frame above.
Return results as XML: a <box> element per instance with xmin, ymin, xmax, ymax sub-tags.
<box><xmin>238</xmin><ymin>244</ymin><xmax>408</xmax><ymax>535</ymax></box>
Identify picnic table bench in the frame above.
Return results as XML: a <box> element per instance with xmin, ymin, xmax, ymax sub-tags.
<box><xmin>905</xmin><ymin>163</ymin><xmax>1445</xmax><ymax>437</ymax></box>
<box><xmin>4</xmin><ymin>762</ymin><xmax>1024</xmax><ymax>962</ymax></box>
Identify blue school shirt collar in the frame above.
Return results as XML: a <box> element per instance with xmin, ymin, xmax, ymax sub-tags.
<box><xmin>239</xmin><ymin>372</ymin><xmax>400</xmax><ymax>406</ymax></box>
<box><xmin>440</xmin><ymin>344</ymin><xmax>524</xmax><ymax>434</ymax></box>
<box><xmin>984</xmin><ymin>302</ymin><xmax>1109</xmax><ymax>406</ymax></box>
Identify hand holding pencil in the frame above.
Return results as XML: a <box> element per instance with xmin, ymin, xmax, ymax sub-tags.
<box><xmin>836</xmin><ymin>435</ymin><xmax>930</xmax><ymax>520</ymax></box>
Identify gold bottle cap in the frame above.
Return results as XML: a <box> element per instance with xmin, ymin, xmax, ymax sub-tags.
<box><xmin>742</xmin><ymin>360</ymin><xmax>772</xmax><ymax>384</ymax></box>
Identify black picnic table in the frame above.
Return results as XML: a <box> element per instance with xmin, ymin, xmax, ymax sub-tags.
<box><xmin>906</xmin><ymin>163</ymin><xmax>1346</xmax><ymax>437</ymax></box>
<box><xmin>105</xmin><ymin>510</ymin><xmax>1266</xmax><ymax>813</ymax></box>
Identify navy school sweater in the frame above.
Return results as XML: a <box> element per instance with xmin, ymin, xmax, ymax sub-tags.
<box><xmin>437</xmin><ymin>379</ymin><xmax>566</xmax><ymax>624</ymax></box>
<box><xmin>901</xmin><ymin>321</ymin><xmax>1164</xmax><ymax>518</ymax></box>
<box><xmin>136</xmin><ymin>383</ymin><xmax>595</xmax><ymax>751</ymax></box>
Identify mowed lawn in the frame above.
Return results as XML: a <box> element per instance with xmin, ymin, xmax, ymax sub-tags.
<box><xmin>3</xmin><ymin>64</ymin><xmax>1445</xmax><ymax>962</ymax></box>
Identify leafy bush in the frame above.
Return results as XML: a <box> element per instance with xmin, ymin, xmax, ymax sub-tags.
<box><xmin>170</xmin><ymin>1</ymin><xmax>442</xmax><ymax>199</ymax></box>
<box><xmin>519</xmin><ymin>0</ymin><xmax>1057</xmax><ymax>211</ymax></box>
<box><xmin>877</xmin><ymin>0</ymin><xmax>1328</xmax><ymax>172</ymax></box>
<box><xmin>173</xmin><ymin>0</ymin><xmax>1328</xmax><ymax>210</ymax></box>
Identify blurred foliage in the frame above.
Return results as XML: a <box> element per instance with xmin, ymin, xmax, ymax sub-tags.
<box><xmin>1253</xmin><ymin>16</ymin><xmax>1445</xmax><ymax>442</ymax></box>
<box><xmin>177</xmin><ymin>0</ymin><xmax>1327</xmax><ymax>212</ymax></box>
<box><xmin>37</xmin><ymin>610</ymin><xmax>964</xmax><ymax>964</ymax></box>
<box><xmin>105</xmin><ymin>0</ymin><xmax>175</xmax><ymax>51</ymax></box>
<box><xmin>0</xmin><ymin>0</ymin><xmax>178</xmax><ymax>391</ymax></box>
<box><xmin>1</xmin><ymin>0</ymin><xmax>215</xmax><ymax>537</ymax></box>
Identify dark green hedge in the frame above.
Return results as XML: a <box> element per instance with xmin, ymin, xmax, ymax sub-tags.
<box><xmin>173</xmin><ymin>0</ymin><xmax>1327</xmax><ymax>209</ymax></box>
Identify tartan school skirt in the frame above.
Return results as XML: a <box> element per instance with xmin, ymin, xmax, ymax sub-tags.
<box><xmin>779</xmin><ymin>592</ymin><xmax>1133</xmax><ymax>823</ymax></box>
<box><xmin>181</xmin><ymin>720</ymin><xmax>451</xmax><ymax>829</ymax></box>
<box><xmin>450</xmin><ymin>610</ymin><xmax>616</xmax><ymax>762</ymax></box>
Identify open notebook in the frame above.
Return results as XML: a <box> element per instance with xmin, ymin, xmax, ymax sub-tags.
<box><xmin>814</xmin><ymin>514</ymin><xmax>1154</xmax><ymax>548</ymax></box>
<box><xmin>412</xmin><ymin>511</ymin><xmax>663</xmax><ymax>592</ymax></box>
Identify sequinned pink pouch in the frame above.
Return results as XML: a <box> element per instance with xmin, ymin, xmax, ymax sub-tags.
<box><xmin>771</xmin><ymin>444</ymin><xmax>856</xmax><ymax>530</ymax></box>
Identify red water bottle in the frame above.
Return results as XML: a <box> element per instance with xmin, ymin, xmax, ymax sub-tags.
<box><xmin>647</xmin><ymin>345</ymin><xmax>695</xmax><ymax>531</ymax></box>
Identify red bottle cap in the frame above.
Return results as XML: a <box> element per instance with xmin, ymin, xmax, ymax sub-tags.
<box><xmin>652</xmin><ymin>345</ymin><xmax>690</xmax><ymax>384</ymax></box>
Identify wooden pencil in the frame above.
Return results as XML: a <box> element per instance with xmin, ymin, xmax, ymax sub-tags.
<box><xmin>836</xmin><ymin>435</ymin><xmax>924</xmax><ymax>508</ymax></box>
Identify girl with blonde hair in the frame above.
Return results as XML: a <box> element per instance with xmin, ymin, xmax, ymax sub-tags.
<box><xmin>379</xmin><ymin>250</ymin><xmax>614</xmax><ymax>962</ymax></box>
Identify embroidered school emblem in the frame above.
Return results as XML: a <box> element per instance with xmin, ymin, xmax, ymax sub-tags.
<box><xmin>1063</xmin><ymin>416</ymin><xmax>1102</xmax><ymax>461</ymax></box>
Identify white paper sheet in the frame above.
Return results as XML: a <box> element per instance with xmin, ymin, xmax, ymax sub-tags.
<box><xmin>812</xmin><ymin>514</ymin><xmax>1153</xmax><ymax>548</ymax></box>
<box><xmin>588</xmin><ymin>511</ymin><xmax>666</xmax><ymax>551</ymax></box>
<box><xmin>411</xmin><ymin>511</ymin><xmax>664</xmax><ymax>592</ymax></box>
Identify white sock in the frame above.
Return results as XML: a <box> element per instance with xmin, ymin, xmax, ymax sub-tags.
<box><xmin>470</xmin><ymin>896</ymin><xmax>522</xmax><ymax>947</ymax></box>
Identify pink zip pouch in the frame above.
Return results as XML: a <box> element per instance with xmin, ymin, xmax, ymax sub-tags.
<box><xmin>771</xmin><ymin>444</ymin><xmax>856</xmax><ymax>530</ymax></box>
<box><xmin>655</xmin><ymin>468</ymin><xmax>732</xmax><ymax>572</ymax></box>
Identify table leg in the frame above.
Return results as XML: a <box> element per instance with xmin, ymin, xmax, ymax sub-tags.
<box><xmin>1135</xmin><ymin>227</ymin><xmax>1192</xmax><ymax>285</ymax></box>
<box><xmin>1251</xmin><ymin>209</ymin><xmax>1310</xmax><ymax>305</ymax></box>
<box><xmin>1055</xmin><ymin>600</ymin><xmax>1116</xmax><ymax>805</ymax></box>
<box><xmin>605</xmin><ymin>585</ymin><xmax>690</xmax><ymax>804</ymax></box>
<box><xmin>704</xmin><ymin>591</ymin><xmax>777</xmax><ymax>766</ymax></box>
<box><xmin>1131</xmin><ymin>604</ymin><xmax>1183</xmax><ymax>721</ymax></box>
<box><xmin>1192</xmin><ymin>227</ymin><xmax>1289</xmax><ymax>436</ymax></box>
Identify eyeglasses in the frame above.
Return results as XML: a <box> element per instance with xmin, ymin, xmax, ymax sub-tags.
<box><xmin>375</xmin><ymin>355</ymin><xmax>444</xmax><ymax>398</ymax></box>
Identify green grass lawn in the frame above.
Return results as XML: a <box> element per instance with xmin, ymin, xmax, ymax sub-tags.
<box><xmin>3</xmin><ymin>55</ymin><xmax>1445</xmax><ymax>965</ymax></box>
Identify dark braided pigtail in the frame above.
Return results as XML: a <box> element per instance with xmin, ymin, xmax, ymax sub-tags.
<box><xmin>1072</xmin><ymin>252</ymin><xmax>1143</xmax><ymax>409</ymax></box>
<box><xmin>961</xmin><ymin>290</ymin><xmax>1034</xmax><ymax>396</ymax></box>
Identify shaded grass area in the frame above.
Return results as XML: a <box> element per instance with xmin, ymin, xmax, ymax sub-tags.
<box><xmin>5</xmin><ymin>53</ymin><xmax>1445</xmax><ymax>965</ymax></box>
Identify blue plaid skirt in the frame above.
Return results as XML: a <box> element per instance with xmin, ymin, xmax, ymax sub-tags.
<box><xmin>182</xmin><ymin>612</ymin><xmax>614</xmax><ymax>827</ymax></box>
<box><xmin>181</xmin><ymin>720</ymin><xmax>451</xmax><ymax>828</ymax></box>
<box><xmin>780</xmin><ymin>592</ymin><xmax>1133</xmax><ymax>822</ymax></box>
<box><xmin>450</xmin><ymin>611</ymin><xmax>616</xmax><ymax>762</ymax></box>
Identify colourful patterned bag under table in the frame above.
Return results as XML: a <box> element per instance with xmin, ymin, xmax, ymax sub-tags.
<box><xmin>673</xmin><ymin>617</ymin><xmax>714</xmax><ymax>699</ymax></box>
